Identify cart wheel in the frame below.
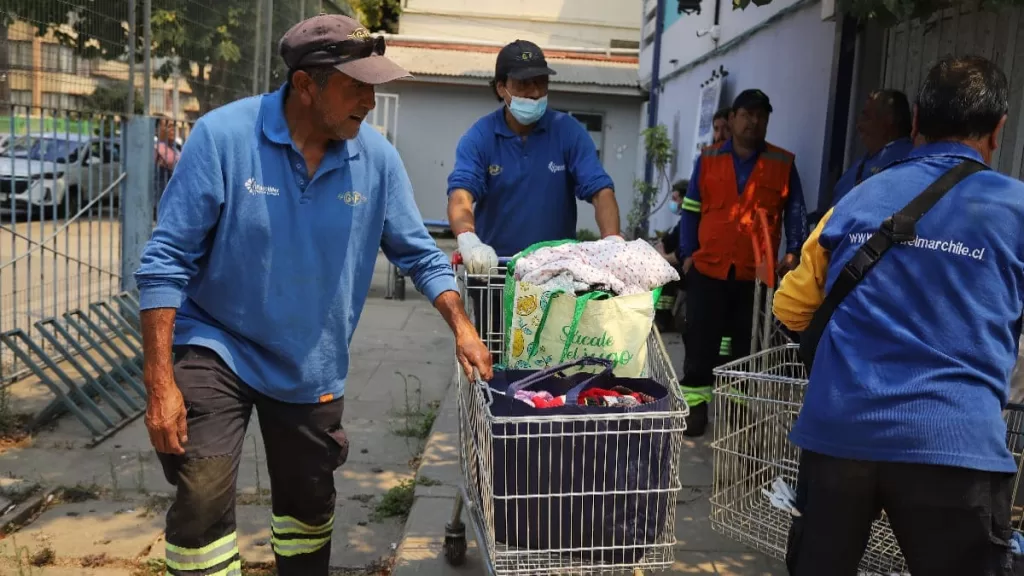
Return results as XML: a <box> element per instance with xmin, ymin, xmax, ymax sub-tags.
<box><xmin>444</xmin><ymin>522</ymin><xmax>467</xmax><ymax>566</ymax></box>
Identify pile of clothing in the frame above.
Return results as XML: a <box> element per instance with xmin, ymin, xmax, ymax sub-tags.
<box><xmin>513</xmin><ymin>385</ymin><xmax>658</xmax><ymax>409</ymax></box>
<box><xmin>514</xmin><ymin>238</ymin><xmax>679</xmax><ymax>296</ymax></box>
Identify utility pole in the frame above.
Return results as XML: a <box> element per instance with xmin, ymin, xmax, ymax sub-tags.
<box><xmin>252</xmin><ymin>0</ymin><xmax>263</xmax><ymax>95</ymax></box>
<box><xmin>263</xmin><ymin>0</ymin><xmax>274</xmax><ymax>93</ymax></box>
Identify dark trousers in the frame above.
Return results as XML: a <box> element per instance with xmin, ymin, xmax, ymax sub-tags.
<box><xmin>786</xmin><ymin>450</ymin><xmax>1016</xmax><ymax>576</ymax></box>
<box><xmin>680</xmin><ymin>267</ymin><xmax>756</xmax><ymax>406</ymax></box>
<box><xmin>158</xmin><ymin>346</ymin><xmax>350</xmax><ymax>576</ymax></box>
<box><xmin>468</xmin><ymin>275</ymin><xmax>506</xmax><ymax>366</ymax></box>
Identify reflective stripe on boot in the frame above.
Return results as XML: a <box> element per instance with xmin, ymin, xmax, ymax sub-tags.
<box><xmin>165</xmin><ymin>532</ymin><xmax>242</xmax><ymax>576</ymax></box>
<box><xmin>271</xmin><ymin>514</ymin><xmax>334</xmax><ymax>557</ymax></box>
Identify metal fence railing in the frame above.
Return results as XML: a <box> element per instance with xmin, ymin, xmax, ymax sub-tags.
<box><xmin>0</xmin><ymin>0</ymin><xmax>354</xmax><ymax>386</ymax></box>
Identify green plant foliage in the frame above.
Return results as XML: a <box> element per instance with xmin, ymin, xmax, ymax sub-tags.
<box><xmin>628</xmin><ymin>124</ymin><xmax>674</xmax><ymax>241</ymax></box>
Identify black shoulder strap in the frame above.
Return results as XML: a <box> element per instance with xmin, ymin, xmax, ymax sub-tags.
<box><xmin>799</xmin><ymin>159</ymin><xmax>989</xmax><ymax>369</ymax></box>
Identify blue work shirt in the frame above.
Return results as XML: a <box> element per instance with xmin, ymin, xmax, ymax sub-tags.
<box><xmin>828</xmin><ymin>136</ymin><xmax>914</xmax><ymax>208</ymax></box>
<box><xmin>446</xmin><ymin>107</ymin><xmax>615</xmax><ymax>257</ymax></box>
<box><xmin>676</xmin><ymin>139</ymin><xmax>808</xmax><ymax>261</ymax></box>
<box><xmin>134</xmin><ymin>84</ymin><xmax>458</xmax><ymax>404</ymax></box>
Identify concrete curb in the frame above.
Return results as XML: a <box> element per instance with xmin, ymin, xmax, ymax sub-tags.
<box><xmin>391</xmin><ymin>370</ymin><xmax>483</xmax><ymax>575</ymax></box>
<box><xmin>0</xmin><ymin>486</ymin><xmax>56</xmax><ymax>537</ymax></box>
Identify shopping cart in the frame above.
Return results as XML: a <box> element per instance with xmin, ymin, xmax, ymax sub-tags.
<box><xmin>749</xmin><ymin>209</ymin><xmax>794</xmax><ymax>355</ymax></box>
<box><xmin>444</xmin><ymin>252</ymin><xmax>690</xmax><ymax>575</ymax></box>
<box><xmin>709</xmin><ymin>343</ymin><xmax>1024</xmax><ymax>574</ymax></box>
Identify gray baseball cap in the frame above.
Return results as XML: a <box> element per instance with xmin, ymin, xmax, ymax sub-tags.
<box><xmin>279</xmin><ymin>14</ymin><xmax>411</xmax><ymax>85</ymax></box>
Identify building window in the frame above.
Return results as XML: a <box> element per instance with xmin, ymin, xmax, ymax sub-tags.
<box><xmin>10</xmin><ymin>90</ymin><xmax>33</xmax><ymax>108</ymax></box>
<box><xmin>9</xmin><ymin>41</ymin><xmax>33</xmax><ymax>69</ymax></box>
<box><xmin>41</xmin><ymin>92</ymin><xmax>84</xmax><ymax>111</ymax></box>
<box><xmin>611</xmin><ymin>39</ymin><xmax>640</xmax><ymax>50</ymax></box>
<box><xmin>556</xmin><ymin>110</ymin><xmax>605</xmax><ymax>160</ymax></box>
<box><xmin>40</xmin><ymin>43</ymin><xmax>77</xmax><ymax>74</ymax></box>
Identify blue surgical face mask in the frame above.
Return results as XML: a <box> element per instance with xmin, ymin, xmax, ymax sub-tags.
<box><xmin>669</xmin><ymin>200</ymin><xmax>681</xmax><ymax>215</ymax></box>
<box><xmin>505</xmin><ymin>89</ymin><xmax>548</xmax><ymax>125</ymax></box>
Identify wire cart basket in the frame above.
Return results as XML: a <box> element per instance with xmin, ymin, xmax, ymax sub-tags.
<box><xmin>444</xmin><ymin>253</ymin><xmax>690</xmax><ymax>575</ymax></box>
<box><xmin>710</xmin><ymin>343</ymin><xmax>1024</xmax><ymax>574</ymax></box>
<box><xmin>749</xmin><ymin>209</ymin><xmax>795</xmax><ymax>356</ymax></box>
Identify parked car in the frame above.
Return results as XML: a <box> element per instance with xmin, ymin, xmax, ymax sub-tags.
<box><xmin>0</xmin><ymin>133</ymin><xmax>123</xmax><ymax>219</ymax></box>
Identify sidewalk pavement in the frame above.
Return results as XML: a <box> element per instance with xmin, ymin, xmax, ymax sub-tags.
<box><xmin>391</xmin><ymin>332</ymin><xmax>788</xmax><ymax>576</ymax></box>
<box><xmin>0</xmin><ymin>250</ymin><xmax>459</xmax><ymax>575</ymax></box>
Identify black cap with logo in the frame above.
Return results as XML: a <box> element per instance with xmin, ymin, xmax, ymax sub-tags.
<box><xmin>732</xmin><ymin>89</ymin><xmax>773</xmax><ymax>113</ymax></box>
<box><xmin>495</xmin><ymin>40</ymin><xmax>558</xmax><ymax>81</ymax></box>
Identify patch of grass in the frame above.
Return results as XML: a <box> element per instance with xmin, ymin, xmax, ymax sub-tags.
<box><xmin>394</xmin><ymin>400</ymin><xmax>439</xmax><ymax>440</ymax></box>
<box><xmin>372</xmin><ymin>478</ymin><xmax>416</xmax><ymax>521</ymax></box>
<box><xmin>0</xmin><ymin>387</ymin><xmax>32</xmax><ymax>452</ymax></box>
<box><xmin>28</xmin><ymin>545</ymin><xmax>54</xmax><ymax>567</ymax></box>
<box><xmin>59</xmin><ymin>483</ymin><xmax>103</xmax><ymax>503</ymax></box>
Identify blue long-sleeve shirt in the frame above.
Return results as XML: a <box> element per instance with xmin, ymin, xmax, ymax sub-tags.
<box><xmin>827</xmin><ymin>136</ymin><xmax>914</xmax><ymax>209</ymax></box>
<box><xmin>677</xmin><ymin>139</ymin><xmax>808</xmax><ymax>261</ymax></box>
<box><xmin>134</xmin><ymin>84</ymin><xmax>458</xmax><ymax>404</ymax></box>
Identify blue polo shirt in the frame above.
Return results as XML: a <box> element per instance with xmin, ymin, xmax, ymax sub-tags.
<box><xmin>827</xmin><ymin>136</ymin><xmax>913</xmax><ymax>208</ymax></box>
<box><xmin>134</xmin><ymin>84</ymin><xmax>458</xmax><ymax>404</ymax></box>
<box><xmin>446</xmin><ymin>107</ymin><xmax>615</xmax><ymax>257</ymax></box>
<box><xmin>676</xmin><ymin>139</ymin><xmax>808</xmax><ymax>261</ymax></box>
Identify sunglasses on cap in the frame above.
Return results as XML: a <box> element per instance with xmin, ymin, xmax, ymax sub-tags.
<box><xmin>294</xmin><ymin>35</ymin><xmax>386</xmax><ymax>68</ymax></box>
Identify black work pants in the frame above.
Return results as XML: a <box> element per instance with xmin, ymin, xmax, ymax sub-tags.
<box><xmin>786</xmin><ymin>450</ymin><xmax>1017</xmax><ymax>576</ymax></box>
<box><xmin>680</xmin><ymin>266</ymin><xmax>756</xmax><ymax>406</ymax></box>
<box><xmin>158</xmin><ymin>346</ymin><xmax>350</xmax><ymax>576</ymax></box>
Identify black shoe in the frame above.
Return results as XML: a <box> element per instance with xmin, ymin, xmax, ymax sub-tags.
<box><xmin>683</xmin><ymin>402</ymin><xmax>708</xmax><ymax>437</ymax></box>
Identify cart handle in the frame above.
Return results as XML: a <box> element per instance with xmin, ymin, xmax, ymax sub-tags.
<box><xmin>750</xmin><ymin>208</ymin><xmax>777</xmax><ymax>289</ymax></box>
<box><xmin>450</xmin><ymin>252</ymin><xmax>512</xmax><ymax>268</ymax></box>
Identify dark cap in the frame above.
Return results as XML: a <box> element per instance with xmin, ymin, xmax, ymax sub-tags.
<box><xmin>495</xmin><ymin>40</ymin><xmax>557</xmax><ymax>81</ymax></box>
<box><xmin>279</xmin><ymin>14</ymin><xmax>411</xmax><ymax>85</ymax></box>
<box><xmin>732</xmin><ymin>89</ymin><xmax>773</xmax><ymax>113</ymax></box>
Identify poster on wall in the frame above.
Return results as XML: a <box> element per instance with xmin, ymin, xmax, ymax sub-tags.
<box><xmin>690</xmin><ymin>77</ymin><xmax>724</xmax><ymax>169</ymax></box>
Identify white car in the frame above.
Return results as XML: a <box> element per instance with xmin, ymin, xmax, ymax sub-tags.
<box><xmin>0</xmin><ymin>133</ymin><xmax>123</xmax><ymax>218</ymax></box>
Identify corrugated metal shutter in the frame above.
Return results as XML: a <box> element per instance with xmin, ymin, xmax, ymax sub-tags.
<box><xmin>880</xmin><ymin>2</ymin><xmax>1024</xmax><ymax>179</ymax></box>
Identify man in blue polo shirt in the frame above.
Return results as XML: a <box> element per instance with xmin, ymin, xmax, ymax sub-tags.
<box><xmin>446</xmin><ymin>39</ymin><xmax>623</xmax><ymax>272</ymax></box>
<box><xmin>808</xmin><ymin>89</ymin><xmax>914</xmax><ymax>226</ymax></box>
<box><xmin>133</xmin><ymin>15</ymin><xmax>491</xmax><ymax>576</ymax></box>
<box><xmin>775</xmin><ymin>55</ymin><xmax>1021</xmax><ymax>575</ymax></box>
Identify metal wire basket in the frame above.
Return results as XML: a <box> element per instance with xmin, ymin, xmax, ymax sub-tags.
<box><xmin>709</xmin><ymin>344</ymin><xmax>908</xmax><ymax>574</ymax></box>
<box><xmin>447</xmin><ymin>258</ymin><xmax>690</xmax><ymax>575</ymax></box>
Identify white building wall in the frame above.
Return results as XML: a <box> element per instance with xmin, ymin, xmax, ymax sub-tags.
<box><xmin>400</xmin><ymin>0</ymin><xmax>641</xmax><ymax>48</ymax></box>
<box><xmin>640</xmin><ymin>0</ymin><xmax>813</xmax><ymax>82</ymax></box>
<box><xmin>647</xmin><ymin>1</ymin><xmax>836</xmax><ymax>232</ymax></box>
<box><xmin>382</xmin><ymin>80</ymin><xmax>644</xmax><ymax>235</ymax></box>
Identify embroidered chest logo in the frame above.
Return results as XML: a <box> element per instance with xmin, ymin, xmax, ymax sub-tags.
<box><xmin>488</xmin><ymin>164</ymin><xmax>503</xmax><ymax>176</ymax></box>
<box><xmin>339</xmin><ymin>191</ymin><xmax>368</xmax><ymax>206</ymax></box>
<box><xmin>244</xmin><ymin>177</ymin><xmax>280</xmax><ymax>196</ymax></box>
<box><xmin>548</xmin><ymin>161</ymin><xmax>566</xmax><ymax>173</ymax></box>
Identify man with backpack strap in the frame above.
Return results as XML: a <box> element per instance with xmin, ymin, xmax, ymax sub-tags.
<box><xmin>775</xmin><ymin>55</ymin><xmax>1022</xmax><ymax>576</ymax></box>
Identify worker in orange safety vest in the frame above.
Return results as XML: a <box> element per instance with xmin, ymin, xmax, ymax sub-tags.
<box><xmin>674</xmin><ymin>89</ymin><xmax>808</xmax><ymax>436</ymax></box>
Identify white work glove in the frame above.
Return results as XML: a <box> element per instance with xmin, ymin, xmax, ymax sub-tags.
<box><xmin>457</xmin><ymin>232</ymin><xmax>499</xmax><ymax>274</ymax></box>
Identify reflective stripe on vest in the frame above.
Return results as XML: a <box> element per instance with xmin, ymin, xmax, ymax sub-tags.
<box><xmin>693</xmin><ymin>143</ymin><xmax>793</xmax><ymax>282</ymax></box>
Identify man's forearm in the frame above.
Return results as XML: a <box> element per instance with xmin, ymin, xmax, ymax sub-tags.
<box><xmin>433</xmin><ymin>290</ymin><xmax>476</xmax><ymax>340</ymax></box>
<box><xmin>447</xmin><ymin>189</ymin><xmax>476</xmax><ymax>237</ymax></box>
<box><xmin>141</xmin><ymin>308</ymin><xmax>178</xmax><ymax>390</ymax></box>
<box><xmin>592</xmin><ymin>188</ymin><xmax>620</xmax><ymax>237</ymax></box>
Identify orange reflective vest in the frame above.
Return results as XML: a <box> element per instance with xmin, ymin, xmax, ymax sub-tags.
<box><xmin>692</xmin><ymin>142</ymin><xmax>794</xmax><ymax>282</ymax></box>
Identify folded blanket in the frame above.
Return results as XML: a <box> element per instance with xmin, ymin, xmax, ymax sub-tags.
<box><xmin>515</xmin><ymin>238</ymin><xmax>680</xmax><ymax>296</ymax></box>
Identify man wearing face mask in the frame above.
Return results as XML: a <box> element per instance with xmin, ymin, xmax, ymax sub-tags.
<box><xmin>447</xmin><ymin>39</ymin><xmax>622</xmax><ymax>272</ymax></box>
<box><xmin>447</xmin><ymin>40</ymin><xmax>622</xmax><ymax>357</ymax></box>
